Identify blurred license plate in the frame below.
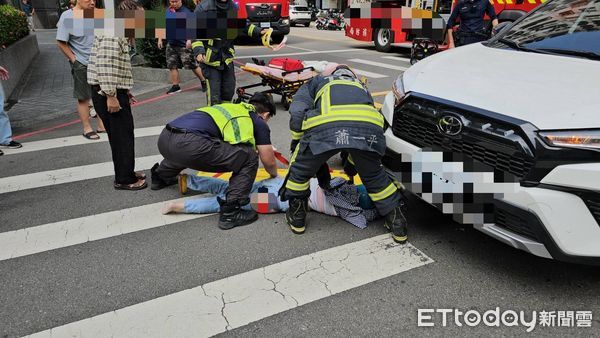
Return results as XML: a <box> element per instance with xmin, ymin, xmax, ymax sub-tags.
<box><xmin>260</xmin><ymin>22</ymin><xmax>271</xmax><ymax>28</ymax></box>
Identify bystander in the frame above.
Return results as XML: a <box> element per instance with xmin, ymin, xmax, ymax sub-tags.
<box><xmin>86</xmin><ymin>0</ymin><xmax>147</xmax><ymax>190</ymax></box>
<box><xmin>159</xmin><ymin>0</ymin><xmax>207</xmax><ymax>95</ymax></box>
<box><xmin>0</xmin><ymin>66</ymin><xmax>23</xmax><ymax>156</ymax></box>
<box><xmin>21</xmin><ymin>0</ymin><xmax>35</xmax><ymax>31</ymax></box>
<box><xmin>56</xmin><ymin>0</ymin><xmax>107</xmax><ymax>140</ymax></box>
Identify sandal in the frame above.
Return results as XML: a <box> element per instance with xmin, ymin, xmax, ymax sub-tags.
<box><xmin>135</xmin><ymin>171</ymin><xmax>146</xmax><ymax>180</ymax></box>
<box><xmin>83</xmin><ymin>131</ymin><xmax>100</xmax><ymax>140</ymax></box>
<box><xmin>114</xmin><ymin>178</ymin><xmax>147</xmax><ymax>190</ymax></box>
<box><xmin>96</xmin><ymin>129</ymin><xmax>107</xmax><ymax>134</ymax></box>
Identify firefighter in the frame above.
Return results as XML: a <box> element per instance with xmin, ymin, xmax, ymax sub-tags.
<box><xmin>447</xmin><ymin>0</ymin><xmax>498</xmax><ymax>48</ymax></box>
<box><xmin>151</xmin><ymin>93</ymin><xmax>278</xmax><ymax>230</ymax></box>
<box><xmin>280</xmin><ymin>66</ymin><xmax>409</xmax><ymax>244</ymax></box>
<box><xmin>192</xmin><ymin>0</ymin><xmax>284</xmax><ymax>105</ymax></box>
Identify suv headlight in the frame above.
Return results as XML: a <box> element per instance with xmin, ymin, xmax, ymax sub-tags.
<box><xmin>539</xmin><ymin>129</ymin><xmax>600</xmax><ymax>150</ymax></box>
<box><xmin>392</xmin><ymin>73</ymin><xmax>406</xmax><ymax>105</ymax></box>
<box><xmin>281</xmin><ymin>19</ymin><xmax>290</xmax><ymax>25</ymax></box>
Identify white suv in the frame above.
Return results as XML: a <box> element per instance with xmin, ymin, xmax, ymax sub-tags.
<box><xmin>380</xmin><ymin>0</ymin><xmax>600</xmax><ymax>265</ymax></box>
<box><xmin>289</xmin><ymin>5</ymin><xmax>312</xmax><ymax>27</ymax></box>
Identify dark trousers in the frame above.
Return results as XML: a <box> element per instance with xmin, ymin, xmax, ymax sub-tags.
<box><xmin>91</xmin><ymin>89</ymin><xmax>137</xmax><ymax>185</ymax></box>
<box><xmin>156</xmin><ymin>130</ymin><xmax>258</xmax><ymax>204</ymax></box>
<box><xmin>285</xmin><ymin>145</ymin><xmax>401</xmax><ymax>216</ymax></box>
<box><xmin>201</xmin><ymin>63</ymin><xmax>236</xmax><ymax>106</ymax></box>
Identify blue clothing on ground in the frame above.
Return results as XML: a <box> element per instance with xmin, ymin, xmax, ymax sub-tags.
<box><xmin>166</xmin><ymin>5</ymin><xmax>193</xmax><ymax>47</ymax></box>
<box><xmin>447</xmin><ymin>0</ymin><xmax>497</xmax><ymax>32</ymax></box>
<box><xmin>169</xmin><ymin>110</ymin><xmax>272</xmax><ymax>145</ymax></box>
<box><xmin>56</xmin><ymin>9</ymin><xmax>94</xmax><ymax>65</ymax></box>
<box><xmin>183</xmin><ymin>176</ymin><xmax>288</xmax><ymax>213</ymax></box>
<box><xmin>0</xmin><ymin>86</ymin><xmax>13</xmax><ymax>145</ymax></box>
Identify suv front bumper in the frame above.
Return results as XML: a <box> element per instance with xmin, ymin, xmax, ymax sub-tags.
<box><xmin>381</xmin><ymin>92</ymin><xmax>600</xmax><ymax>265</ymax></box>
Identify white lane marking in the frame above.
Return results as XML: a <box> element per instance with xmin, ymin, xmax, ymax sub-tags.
<box><xmin>0</xmin><ymin>155</ymin><xmax>163</xmax><ymax>194</ymax></box>
<box><xmin>237</xmin><ymin>48</ymin><xmax>358</xmax><ymax>59</ymax></box>
<box><xmin>27</xmin><ymin>235</ymin><xmax>433</xmax><ymax>338</ymax></box>
<box><xmin>2</xmin><ymin>126</ymin><xmax>164</xmax><ymax>156</ymax></box>
<box><xmin>285</xmin><ymin>45</ymin><xmax>317</xmax><ymax>52</ymax></box>
<box><xmin>0</xmin><ymin>197</ymin><xmax>211</xmax><ymax>261</ymax></box>
<box><xmin>381</xmin><ymin>55</ymin><xmax>412</xmax><ymax>63</ymax></box>
<box><xmin>348</xmin><ymin>59</ymin><xmax>408</xmax><ymax>72</ymax></box>
<box><xmin>351</xmin><ymin>68</ymin><xmax>388</xmax><ymax>79</ymax></box>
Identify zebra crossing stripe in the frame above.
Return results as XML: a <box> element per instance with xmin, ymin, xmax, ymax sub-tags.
<box><xmin>351</xmin><ymin>68</ymin><xmax>388</xmax><ymax>79</ymax></box>
<box><xmin>0</xmin><ymin>197</ymin><xmax>211</xmax><ymax>261</ymax></box>
<box><xmin>348</xmin><ymin>59</ymin><xmax>408</xmax><ymax>72</ymax></box>
<box><xmin>26</xmin><ymin>235</ymin><xmax>433</xmax><ymax>338</ymax></box>
<box><xmin>0</xmin><ymin>155</ymin><xmax>163</xmax><ymax>194</ymax></box>
<box><xmin>2</xmin><ymin>126</ymin><xmax>164</xmax><ymax>156</ymax></box>
<box><xmin>381</xmin><ymin>56</ymin><xmax>412</xmax><ymax>64</ymax></box>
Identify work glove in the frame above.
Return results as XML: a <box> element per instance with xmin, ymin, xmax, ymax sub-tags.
<box><xmin>290</xmin><ymin>139</ymin><xmax>299</xmax><ymax>154</ymax></box>
<box><xmin>316</xmin><ymin>163</ymin><xmax>332</xmax><ymax>190</ymax></box>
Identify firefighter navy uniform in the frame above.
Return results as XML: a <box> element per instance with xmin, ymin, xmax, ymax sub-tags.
<box><xmin>447</xmin><ymin>0</ymin><xmax>497</xmax><ymax>46</ymax></box>
<box><xmin>281</xmin><ymin>68</ymin><xmax>409</xmax><ymax>243</ymax></box>
<box><xmin>192</xmin><ymin>0</ymin><xmax>263</xmax><ymax>105</ymax></box>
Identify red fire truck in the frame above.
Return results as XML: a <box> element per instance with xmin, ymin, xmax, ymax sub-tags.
<box><xmin>235</xmin><ymin>0</ymin><xmax>292</xmax><ymax>34</ymax></box>
<box><xmin>345</xmin><ymin>0</ymin><xmax>543</xmax><ymax>52</ymax></box>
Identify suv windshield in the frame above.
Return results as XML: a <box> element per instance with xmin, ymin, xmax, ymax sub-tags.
<box><xmin>490</xmin><ymin>0</ymin><xmax>600</xmax><ymax>59</ymax></box>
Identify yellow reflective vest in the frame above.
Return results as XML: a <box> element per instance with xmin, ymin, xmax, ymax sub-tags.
<box><xmin>199</xmin><ymin>103</ymin><xmax>256</xmax><ymax>147</ymax></box>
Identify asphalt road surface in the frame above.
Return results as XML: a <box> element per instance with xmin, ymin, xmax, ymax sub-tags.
<box><xmin>1</xmin><ymin>27</ymin><xmax>599</xmax><ymax>338</ymax></box>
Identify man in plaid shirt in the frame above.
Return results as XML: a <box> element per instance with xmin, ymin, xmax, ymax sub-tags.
<box><xmin>87</xmin><ymin>4</ymin><xmax>146</xmax><ymax>190</ymax></box>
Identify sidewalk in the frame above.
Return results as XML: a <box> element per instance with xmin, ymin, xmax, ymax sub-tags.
<box><xmin>7</xmin><ymin>30</ymin><xmax>165</xmax><ymax>132</ymax></box>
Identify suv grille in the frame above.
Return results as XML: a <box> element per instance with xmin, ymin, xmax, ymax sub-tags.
<box><xmin>584</xmin><ymin>195</ymin><xmax>600</xmax><ymax>226</ymax></box>
<box><xmin>392</xmin><ymin>97</ymin><xmax>535</xmax><ymax>180</ymax></box>
<box><xmin>494</xmin><ymin>207</ymin><xmax>539</xmax><ymax>241</ymax></box>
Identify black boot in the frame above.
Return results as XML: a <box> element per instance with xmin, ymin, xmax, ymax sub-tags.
<box><xmin>384</xmin><ymin>205</ymin><xmax>408</xmax><ymax>244</ymax></box>
<box><xmin>150</xmin><ymin>163</ymin><xmax>177</xmax><ymax>190</ymax></box>
<box><xmin>218</xmin><ymin>198</ymin><xmax>258</xmax><ymax>230</ymax></box>
<box><xmin>286</xmin><ymin>198</ymin><xmax>308</xmax><ymax>234</ymax></box>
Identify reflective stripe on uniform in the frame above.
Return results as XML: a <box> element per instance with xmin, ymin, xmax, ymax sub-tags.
<box><xmin>290</xmin><ymin>130</ymin><xmax>304</xmax><ymax>140</ymax></box>
<box><xmin>314</xmin><ymin>79</ymin><xmax>364</xmax><ymax>104</ymax></box>
<box><xmin>302</xmin><ymin>79</ymin><xmax>383</xmax><ymax>130</ymax></box>
<box><xmin>301</xmin><ymin>111</ymin><xmax>384</xmax><ymax>130</ymax></box>
<box><xmin>191</xmin><ymin>40</ymin><xmax>205</xmax><ymax>49</ymax></box>
<box><xmin>368</xmin><ymin>182</ymin><xmax>397</xmax><ymax>202</ymax></box>
<box><xmin>213</xmin><ymin>105</ymin><xmax>242</xmax><ymax>143</ymax></box>
<box><xmin>204</xmin><ymin>48</ymin><xmax>220</xmax><ymax>67</ymax></box>
<box><xmin>206</xmin><ymin>78</ymin><xmax>211</xmax><ymax>106</ymax></box>
<box><xmin>286</xmin><ymin>179</ymin><xmax>310</xmax><ymax>191</ymax></box>
<box><xmin>248</xmin><ymin>24</ymin><xmax>256</xmax><ymax>37</ymax></box>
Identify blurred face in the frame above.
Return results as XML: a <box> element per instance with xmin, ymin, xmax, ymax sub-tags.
<box><xmin>169</xmin><ymin>0</ymin><xmax>182</xmax><ymax>9</ymax></box>
<box><xmin>76</xmin><ymin>0</ymin><xmax>95</xmax><ymax>10</ymax></box>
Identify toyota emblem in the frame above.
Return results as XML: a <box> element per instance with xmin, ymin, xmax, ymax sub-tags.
<box><xmin>437</xmin><ymin>115</ymin><xmax>463</xmax><ymax>136</ymax></box>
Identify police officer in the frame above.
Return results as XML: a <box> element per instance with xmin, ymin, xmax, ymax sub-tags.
<box><xmin>192</xmin><ymin>0</ymin><xmax>272</xmax><ymax>105</ymax></box>
<box><xmin>447</xmin><ymin>0</ymin><xmax>498</xmax><ymax>48</ymax></box>
<box><xmin>281</xmin><ymin>66</ymin><xmax>409</xmax><ymax>244</ymax></box>
<box><xmin>151</xmin><ymin>93</ymin><xmax>278</xmax><ymax>229</ymax></box>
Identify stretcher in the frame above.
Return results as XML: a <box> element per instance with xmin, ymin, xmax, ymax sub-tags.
<box><xmin>234</xmin><ymin>59</ymin><xmax>343</xmax><ymax>110</ymax></box>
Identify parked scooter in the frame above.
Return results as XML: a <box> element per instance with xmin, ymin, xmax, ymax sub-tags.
<box><xmin>326</xmin><ymin>16</ymin><xmax>339</xmax><ymax>30</ymax></box>
<box><xmin>316</xmin><ymin>16</ymin><xmax>327</xmax><ymax>30</ymax></box>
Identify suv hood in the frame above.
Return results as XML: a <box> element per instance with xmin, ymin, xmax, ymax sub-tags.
<box><xmin>404</xmin><ymin>43</ymin><xmax>600</xmax><ymax>130</ymax></box>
